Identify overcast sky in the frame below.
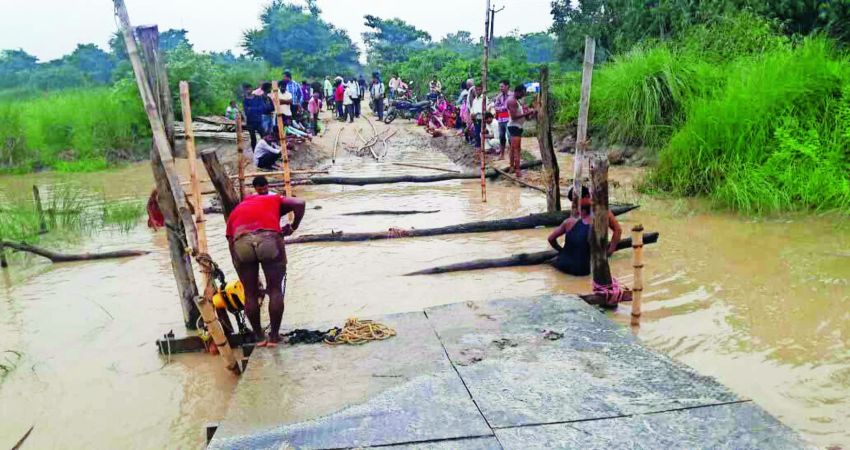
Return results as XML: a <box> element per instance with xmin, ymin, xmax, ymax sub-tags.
<box><xmin>0</xmin><ymin>0</ymin><xmax>554</xmax><ymax>62</ymax></box>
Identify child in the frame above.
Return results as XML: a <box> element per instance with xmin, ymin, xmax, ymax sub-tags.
<box><xmin>308</xmin><ymin>91</ymin><xmax>321</xmax><ymax>134</ymax></box>
<box><xmin>225</xmin><ymin>101</ymin><xmax>239</xmax><ymax>121</ymax></box>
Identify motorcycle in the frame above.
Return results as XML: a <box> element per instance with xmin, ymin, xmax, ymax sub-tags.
<box><xmin>384</xmin><ymin>96</ymin><xmax>431</xmax><ymax>124</ymax></box>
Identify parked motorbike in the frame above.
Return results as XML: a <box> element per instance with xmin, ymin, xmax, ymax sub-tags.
<box><xmin>384</xmin><ymin>97</ymin><xmax>431</xmax><ymax>124</ymax></box>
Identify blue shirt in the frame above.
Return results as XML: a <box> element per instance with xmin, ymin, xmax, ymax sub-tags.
<box><xmin>284</xmin><ymin>80</ymin><xmax>302</xmax><ymax>107</ymax></box>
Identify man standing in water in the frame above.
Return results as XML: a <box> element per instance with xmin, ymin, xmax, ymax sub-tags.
<box><xmin>506</xmin><ymin>84</ymin><xmax>537</xmax><ymax>177</ymax></box>
<box><xmin>226</xmin><ymin>176</ymin><xmax>306</xmax><ymax>347</ymax></box>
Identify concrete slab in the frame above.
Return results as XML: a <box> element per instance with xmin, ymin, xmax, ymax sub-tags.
<box><xmin>208</xmin><ymin>311</ymin><xmax>492</xmax><ymax>450</ymax></box>
<box><xmin>495</xmin><ymin>402</ymin><xmax>809</xmax><ymax>449</ymax></box>
<box><xmin>424</xmin><ymin>295</ymin><xmax>740</xmax><ymax>428</ymax></box>
<box><xmin>376</xmin><ymin>436</ymin><xmax>502</xmax><ymax>449</ymax></box>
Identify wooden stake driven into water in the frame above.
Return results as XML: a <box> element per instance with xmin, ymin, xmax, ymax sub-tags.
<box><xmin>235</xmin><ymin>114</ymin><xmax>246</xmax><ymax>200</ymax></box>
<box><xmin>114</xmin><ymin>0</ymin><xmax>239</xmax><ymax>374</ymax></box>
<box><xmin>177</xmin><ymin>81</ymin><xmax>241</xmax><ymax>374</ymax></box>
<box><xmin>536</xmin><ymin>66</ymin><xmax>561</xmax><ymax>212</ymax></box>
<box><xmin>32</xmin><ymin>186</ymin><xmax>47</xmax><ymax>234</ymax></box>
<box><xmin>136</xmin><ymin>19</ymin><xmax>200</xmax><ymax>328</ymax></box>
<box><xmin>631</xmin><ymin>224</ymin><xmax>645</xmax><ymax>326</ymax></box>
<box><xmin>573</xmin><ymin>36</ymin><xmax>595</xmax><ymax>215</ymax></box>
<box><xmin>589</xmin><ymin>154</ymin><xmax>612</xmax><ymax>287</ymax></box>
<box><xmin>479</xmin><ymin>0</ymin><xmax>492</xmax><ymax>203</ymax></box>
<box><xmin>270</xmin><ymin>81</ymin><xmax>292</xmax><ymax>198</ymax></box>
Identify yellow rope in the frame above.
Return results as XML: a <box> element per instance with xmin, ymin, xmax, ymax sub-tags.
<box><xmin>324</xmin><ymin>318</ymin><xmax>396</xmax><ymax>345</ymax></box>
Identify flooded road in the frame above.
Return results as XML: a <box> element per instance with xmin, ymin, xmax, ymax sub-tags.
<box><xmin>0</xmin><ymin>120</ymin><xmax>848</xmax><ymax>448</ymax></box>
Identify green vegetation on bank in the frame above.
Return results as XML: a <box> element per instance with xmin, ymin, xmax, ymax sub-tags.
<box><xmin>552</xmin><ymin>13</ymin><xmax>850</xmax><ymax>213</ymax></box>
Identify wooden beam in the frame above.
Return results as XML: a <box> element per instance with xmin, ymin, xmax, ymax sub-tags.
<box><xmin>271</xmin><ymin>81</ymin><xmax>292</xmax><ymax>197</ymax></box>
<box><xmin>589</xmin><ymin>153</ymin><xmax>611</xmax><ymax>286</ymax></box>
<box><xmin>201</xmin><ymin>149</ymin><xmax>240</xmax><ymax>220</ymax></box>
<box><xmin>0</xmin><ymin>240</ymin><xmax>149</xmax><ymax>262</ymax></box>
<box><xmin>32</xmin><ymin>185</ymin><xmax>47</xmax><ymax>233</ymax></box>
<box><xmin>235</xmin><ymin>114</ymin><xmax>246</xmax><ymax>200</ymax></box>
<box><xmin>136</xmin><ymin>18</ymin><xmax>200</xmax><ymax>329</ymax></box>
<box><xmin>573</xmin><ymin>36</ymin><xmax>595</xmax><ymax>215</ymax></box>
<box><xmin>136</xmin><ymin>25</ymin><xmax>176</xmax><ymax>154</ymax></box>
<box><xmin>479</xmin><ymin>0</ymin><xmax>492</xmax><ymax>203</ymax></box>
<box><xmin>537</xmin><ymin>66</ymin><xmax>561</xmax><ymax>212</ymax></box>
<box><xmin>630</xmin><ymin>224</ymin><xmax>645</xmax><ymax>326</ymax></box>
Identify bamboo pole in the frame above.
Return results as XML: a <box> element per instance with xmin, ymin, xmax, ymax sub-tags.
<box><xmin>573</xmin><ymin>36</ymin><xmax>595</xmax><ymax>216</ymax></box>
<box><xmin>631</xmin><ymin>224</ymin><xmax>645</xmax><ymax>326</ymax></box>
<box><xmin>235</xmin><ymin>114</ymin><xmax>246</xmax><ymax>200</ymax></box>
<box><xmin>32</xmin><ymin>185</ymin><xmax>47</xmax><ymax>233</ymax></box>
<box><xmin>479</xmin><ymin>0</ymin><xmax>492</xmax><ymax>203</ymax></box>
<box><xmin>178</xmin><ymin>81</ymin><xmax>241</xmax><ymax>374</ymax></box>
<box><xmin>391</xmin><ymin>162</ymin><xmax>460</xmax><ymax>173</ymax></box>
<box><xmin>332</xmin><ymin>126</ymin><xmax>344</xmax><ymax>164</ymax></box>
<box><xmin>270</xmin><ymin>81</ymin><xmax>292</xmax><ymax>198</ymax></box>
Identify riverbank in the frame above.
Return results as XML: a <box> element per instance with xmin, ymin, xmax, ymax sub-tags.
<box><xmin>1</xmin><ymin>108</ymin><xmax>848</xmax><ymax>448</ymax></box>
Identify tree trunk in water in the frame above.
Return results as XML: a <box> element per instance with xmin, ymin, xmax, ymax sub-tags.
<box><xmin>573</xmin><ymin>36</ymin><xmax>596</xmax><ymax>215</ymax></box>
<box><xmin>589</xmin><ymin>154</ymin><xmax>612</xmax><ymax>286</ymax></box>
<box><xmin>537</xmin><ymin>66</ymin><xmax>560</xmax><ymax>212</ymax></box>
<box><xmin>0</xmin><ymin>241</ymin><xmax>149</xmax><ymax>262</ymax></box>
<box><xmin>287</xmin><ymin>205</ymin><xmax>638</xmax><ymax>245</ymax></box>
<box><xmin>304</xmin><ymin>160</ymin><xmax>543</xmax><ymax>186</ymax></box>
<box><xmin>200</xmin><ymin>149</ymin><xmax>240</xmax><ymax>220</ymax></box>
<box><xmin>403</xmin><ymin>233</ymin><xmax>658</xmax><ymax>276</ymax></box>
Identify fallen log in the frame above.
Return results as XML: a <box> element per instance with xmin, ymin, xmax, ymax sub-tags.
<box><xmin>0</xmin><ymin>241</ymin><xmax>150</xmax><ymax>263</ymax></box>
<box><xmin>306</xmin><ymin>160</ymin><xmax>543</xmax><ymax>186</ymax></box>
<box><xmin>342</xmin><ymin>209</ymin><xmax>441</xmax><ymax>216</ymax></box>
<box><xmin>286</xmin><ymin>205</ymin><xmax>638</xmax><ymax>245</ymax></box>
<box><xmin>403</xmin><ymin>232</ymin><xmax>659</xmax><ymax>276</ymax></box>
<box><xmin>391</xmin><ymin>162</ymin><xmax>460</xmax><ymax>174</ymax></box>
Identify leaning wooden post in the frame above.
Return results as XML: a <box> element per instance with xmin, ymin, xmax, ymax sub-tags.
<box><xmin>537</xmin><ymin>66</ymin><xmax>560</xmax><ymax>212</ymax></box>
<box><xmin>573</xmin><ymin>36</ymin><xmax>595</xmax><ymax>215</ymax></box>
<box><xmin>270</xmin><ymin>81</ymin><xmax>292</xmax><ymax>198</ymax></box>
<box><xmin>114</xmin><ymin>0</ymin><xmax>239</xmax><ymax>374</ymax></box>
<box><xmin>201</xmin><ymin>149</ymin><xmax>240</xmax><ymax>220</ymax></box>
<box><xmin>137</xmin><ymin>20</ymin><xmax>200</xmax><ymax>328</ymax></box>
<box><xmin>235</xmin><ymin>114</ymin><xmax>246</xmax><ymax>200</ymax></box>
<box><xmin>177</xmin><ymin>81</ymin><xmax>241</xmax><ymax>374</ymax></box>
<box><xmin>478</xmin><ymin>0</ymin><xmax>492</xmax><ymax>203</ymax></box>
<box><xmin>0</xmin><ymin>245</ymin><xmax>7</xmax><ymax>268</ymax></box>
<box><xmin>136</xmin><ymin>25</ymin><xmax>176</xmax><ymax>154</ymax></box>
<box><xmin>630</xmin><ymin>224</ymin><xmax>645</xmax><ymax>326</ymax></box>
<box><xmin>589</xmin><ymin>154</ymin><xmax>612</xmax><ymax>287</ymax></box>
<box><xmin>32</xmin><ymin>185</ymin><xmax>47</xmax><ymax>233</ymax></box>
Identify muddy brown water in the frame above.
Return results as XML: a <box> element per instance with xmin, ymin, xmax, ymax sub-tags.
<box><xmin>1</xmin><ymin>120</ymin><xmax>848</xmax><ymax>448</ymax></box>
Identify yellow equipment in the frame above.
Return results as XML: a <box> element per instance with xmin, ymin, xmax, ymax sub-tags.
<box><xmin>212</xmin><ymin>280</ymin><xmax>246</xmax><ymax>312</ymax></box>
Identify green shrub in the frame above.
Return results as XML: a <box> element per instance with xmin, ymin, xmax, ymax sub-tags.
<box><xmin>650</xmin><ymin>38</ymin><xmax>850</xmax><ymax>213</ymax></box>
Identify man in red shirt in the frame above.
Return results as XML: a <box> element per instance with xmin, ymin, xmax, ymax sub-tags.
<box><xmin>225</xmin><ymin>176</ymin><xmax>306</xmax><ymax>347</ymax></box>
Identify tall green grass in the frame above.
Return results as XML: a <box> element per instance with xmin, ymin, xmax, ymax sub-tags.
<box><xmin>0</xmin><ymin>87</ymin><xmax>149</xmax><ymax>173</ymax></box>
<box><xmin>650</xmin><ymin>38</ymin><xmax>850</xmax><ymax>213</ymax></box>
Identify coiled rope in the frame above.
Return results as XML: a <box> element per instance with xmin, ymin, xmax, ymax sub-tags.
<box><xmin>324</xmin><ymin>318</ymin><xmax>396</xmax><ymax>345</ymax></box>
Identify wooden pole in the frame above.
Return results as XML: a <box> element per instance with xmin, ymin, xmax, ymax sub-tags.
<box><xmin>113</xmin><ymin>0</ymin><xmax>197</xmax><ymax>251</ymax></box>
<box><xmin>177</xmin><ymin>81</ymin><xmax>241</xmax><ymax>375</ymax></box>
<box><xmin>136</xmin><ymin>25</ymin><xmax>176</xmax><ymax>154</ymax></box>
<box><xmin>536</xmin><ymin>66</ymin><xmax>560</xmax><ymax>212</ymax></box>
<box><xmin>137</xmin><ymin>23</ymin><xmax>200</xmax><ymax>328</ymax></box>
<box><xmin>0</xmin><ymin>245</ymin><xmax>8</xmax><ymax>268</ymax></box>
<box><xmin>479</xmin><ymin>0</ymin><xmax>492</xmax><ymax>203</ymax></box>
<box><xmin>200</xmin><ymin>150</ymin><xmax>240</xmax><ymax>220</ymax></box>
<box><xmin>589</xmin><ymin>154</ymin><xmax>612</xmax><ymax>287</ymax></box>
<box><xmin>573</xmin><ymin>36</ymin><xmax>595</xmax><ymax>216</ymax></box>
<box><xmin>114</xmin><ymin>0</ymin><xmax>239</xmax><ymax>374</ymax></box>
<box><xmin>630</xmin><ymin>224</ymin><xmax>645</xmax><ymax>326</ymax></box>
<box><xmin>32</xmin><ymin>185</ymin><xmax>47</xmax><ymax>233</ymax></box>
<box><xmin>270</xmin><ymin>81</ymin><xmax>292</xmax><ymax>198</ymax></box>
<box><xmin>235</xmin><ymin>114</ymin><xmax>246</xmax><ymax>200</ymax></box>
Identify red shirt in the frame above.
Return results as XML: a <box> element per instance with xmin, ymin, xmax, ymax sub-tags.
<box><xmin>226</xmin><ymin>194</ymin><xmax>285</xmax><ymax>238</ymax></box>
<box><xmin>334</xmin><ymin>84</ymin><xmax>345</xmax><ymax>101</ymax></box>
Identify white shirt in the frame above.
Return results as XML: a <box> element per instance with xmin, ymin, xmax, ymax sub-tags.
<box><xmin>280</xmin><ymin>91</ymin><xmax>292</xmax><ymax>117</ymax></box>
<box><xmin>253</xmin><ymin>139</ymin><xmax>280</xmax><ymax>166</ymax></box>
<box><xmin>370</xmin><ymin>82</ymin><xmax>385</xmax><ymax>98</ymax></box>
<box><xmin>389</xmin><ymin>77</ymin><xmax>399</xmax><ymax>90</ymax></box>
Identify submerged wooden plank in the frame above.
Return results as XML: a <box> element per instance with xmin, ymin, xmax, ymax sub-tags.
<box><xmin>208</xmin><ymin>311</ymin><xmax>492</xmax><ymax>449</ymax></box>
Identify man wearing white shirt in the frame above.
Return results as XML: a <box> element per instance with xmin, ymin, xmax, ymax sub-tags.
<box><xmin>253</xmin><ymin>134</ymin><xmax>281</xmax><ymax>170</ymax></box>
